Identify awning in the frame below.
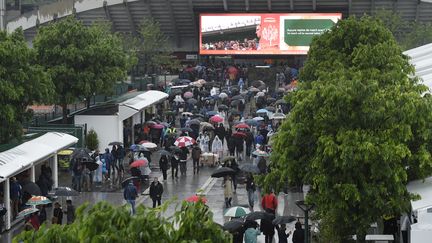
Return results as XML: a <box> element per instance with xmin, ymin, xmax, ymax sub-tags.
<box><xmin>0</xmin><ymin>132</ymin><xmax>78</xmax><ymax>182</ymax></box>
<box><xmin>407</xmin><ymin>176</ymin><xmax>432</xmax><ymax>211</ymax></box>
<box><xmin>118</xmin><ymin>90</ymin><xmax>168</xmax><ymax>120</ymax></box>
<box><xmin>404</xmin><ymin>43</ymin><xmax>432</xmax><ymax>92</ymax></box>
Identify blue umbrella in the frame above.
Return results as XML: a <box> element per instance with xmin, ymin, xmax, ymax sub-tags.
<box><xmin>257</xmin><ymin>109</ymin><xmax>269</xmax><ymax>114</ymax></box>
<box><xmin>207</xmin><ymin>111</ymin><xmax>218</xmax><ymax>116</ymax></box>
<box><xmin>244</xmin><ymin>119</ymin><xmax>258</xmax><ymax>126</ymax></box>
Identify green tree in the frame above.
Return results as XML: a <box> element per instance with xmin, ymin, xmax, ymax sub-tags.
<box><xmin>14</xmin><ymin>201</ymin><xmax>231</xmax><ymax>243</ymax></box>
<box><xmin>126</xmin><ymin>18</ymin><xmax>180</xmax><ymax>76</ymax></box>
<box><xmin>259</xmin><ymin>17</ymin><xmax>432</xmax><ymax>242</ymax></box>
<box><xmin>85</xmin><ymin>129</ymin><xmax>99</xmax><ymax>151</ymax></box>
<box><xmin>34</xmin><ymin>17</ymin><xmax>133</xmax><ymax>123</ymax></box>
<box><xmin>0</xmin><ymin>29</ymin><xmax>53</xmax><ymax>144</ymax></box>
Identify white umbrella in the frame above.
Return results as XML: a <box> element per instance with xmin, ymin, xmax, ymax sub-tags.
<box><xmin>224</xmin><ymin>206</ymin><xmax>251</xmax><ymax>217</ymax></box>
<box><xmin>141</xmin><ymin>142</ymin><xmax>157</xmax><ymax>149</ymax></box>
<box><xmin>219</xmin><ymin>92</ymin><xmax>228</xmax><ymax>99</ymax></box>
<box><xmin>256</xmin><ymin>92</ymin><xmax>265</xmax><ymax>97</ymax></box>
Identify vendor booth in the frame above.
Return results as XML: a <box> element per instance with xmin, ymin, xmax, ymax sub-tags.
<box><xmin>0</xmin><ymin>132</ymin><xmax>78</xmax><ymax>231</ymax></box>
<box><xmin>74</xmin><ymin>90</ymin><xmax>168</xmax><ymax>150</ymax></box>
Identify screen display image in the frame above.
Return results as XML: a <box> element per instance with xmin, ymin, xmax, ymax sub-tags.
<box><xmin>200</xmin><ymin>13</ymin><xmax>342</xmax><ymax>55</ymax></box>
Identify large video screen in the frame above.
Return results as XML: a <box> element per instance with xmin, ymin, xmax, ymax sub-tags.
<box><xmin>200</xmin><ymin>13</ymin><xmax>342</xmax><ymax>55</ymax></box>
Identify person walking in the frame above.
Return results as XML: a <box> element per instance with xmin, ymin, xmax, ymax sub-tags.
<box><xmin>224</xmin><ymin>176</ymin><xmax>234</xmax><ymax>208</ymax></box>
<box><xmin>179</xmin><ymin>147</ymin><xmax>189</xmax><ymax>176</ymax></box>
<box><xmin>65</xmin><ymin>200</ymin><xmax>75</xmax><ymax>225</ymax></box>
<box><xmin>171</xmin><ymin>153</ymin><xmax>180</xmax><ymax>179</ymax></box>
<box><xmin>260</xmin><ymin>215</ymin><xmax>275</xmax><ymax>243</ymax></box>
<box><xmin>52</xmin><ymin>202</ymin><xmax>63</xmax><ymax>225</ymax></box>
<box><xmin>261</xmin><ymin>191</ymin><xmax>278</xmax><ymax>214</ymax></box>
<box><xmin>159</xmin><ymin>154</ymin><xmax>169</xmax><ymax>181</ymax></box>
<box><xmin>292</xmin><ymin>222</ymin><xmax>305</xmax><ymax>243</ymax></box>
<box><xmin>149</xmin><ymin>177</ymin><xmax>164</xmax><ymax>208</ymax></box>
<box><xmin>276</xmin><ymin>224</ymin><xmax>291</xmax><ymax>243</ymax></box>
<box><xmin>123</xmin><ymin>181</ymin><xmax>138</xmax><ymax>215</ymax></box>
<box><xmin>191</xmin><ymin>144</ymin><xmax>202</xmax><ymax>174</ymax></box>
<box><xmin>245</xmin><ymin>173</ymin><xmax>256</xmax><ymax>209</ymax></box>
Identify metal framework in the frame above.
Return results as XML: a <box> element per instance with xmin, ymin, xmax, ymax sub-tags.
<box><xmin>245</xmin><ymin>0</ymin><xmax>250</xmax><ymax>11</ymax></box>
<box><xmin>123</xmin><ymin>0</ymin><xmax>136</xmax><ymax>33</ymax></box>
<box><xmin>167</xmin><ymin>0</ymin><xmax>180</xmax><ymax>47</ymax></box>
<box><xmin>103</xmin><ymin>1</ymin><xmax>116</xmax><ymax>31</ymax></box>
<box><xmin>267</xmin><ymin>0</ymin><xmax>272</xmax><ymax>11</ymax></box>
<box><xmin>223</xmin><ymin>0</ymin><xmax>228</xmax><ymax>11</ymax></box>
<box><xmin>290</xmin><ymin>0</ymin><xmax>294</xmax><ymax>11</ymax></box>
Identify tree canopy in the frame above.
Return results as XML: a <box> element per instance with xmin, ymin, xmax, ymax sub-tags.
<box><xmin>0</xmin><ymin>29</ymin><xmax>53</xmax><ymax>144</ymax></box>
<box><xmin>33</xmin><ymin>17</ymin><xmax>133</xmax><ymax>123</ymax></box>
<box><xmin>259</xmin><ymin>16</ymin><xmax>432</xmax><ymax>241</ymax></box>
<box><xmin>14</xmin><ymin>201</ymin><xmax>231</xmax><ymax>243</ymax></box>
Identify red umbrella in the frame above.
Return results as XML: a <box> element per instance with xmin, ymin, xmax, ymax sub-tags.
<box><xmin>232</xmin><ymin>132</ymin><xmax>247</xmax><ymax>138</ymax></box>
<box><xmin>174</xmin><ymin>136</ymin><xmax>196</xmax><ymax>148</ymax></box>
<box><xmin>210</xmin><ymin>115</ymin><xmax>224</xmax><ymax>123</ymax></box>
<box><xmin>130</xmin><ymin>159</ymin><xmax>148</xmax><ymax>168</ymax></box>
<box><xmin>151</xmin><ymin>124</ymin><xmax>164</xmax><ymax>129</ymax></box>
<box><xmin>185</xmin><ymin>195</ymin><xmax>208</xmax><ymax>204</ymax></box>
<box><xmin>184</xmin><ymin>91</ymin><xmax>193</xmax><ymax>99</ymax></box>
<box><xmin>235</xmin><ymin>123</ymin><xmax>250</xmax><ymax>129</ymax></box>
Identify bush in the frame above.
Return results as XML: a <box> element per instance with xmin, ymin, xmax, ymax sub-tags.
<box><xmin>85</xmin><ymin>129</ymin><xmax>99</xmax><ymax>151</ymax></box>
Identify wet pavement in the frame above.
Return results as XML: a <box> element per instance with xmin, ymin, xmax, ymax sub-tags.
<box><xmin>1</xmin><ymin>150</ymin><xmax>307</xmax><ymax>243</ymax></box>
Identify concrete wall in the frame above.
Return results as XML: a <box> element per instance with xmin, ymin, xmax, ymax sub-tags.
<box><xmin>74</xmin><ymin>115</ymin><xmax>120</xmax><ymax>151</ymax></box>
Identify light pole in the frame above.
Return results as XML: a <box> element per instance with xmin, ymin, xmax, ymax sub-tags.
<box><xmin>295</xmin><ymin>200</ymin><xmax>314</xmax><ymax>243</ymax></box>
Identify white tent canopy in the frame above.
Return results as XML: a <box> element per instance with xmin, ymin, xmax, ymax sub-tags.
<box><xmin>0</xmin><ymin>132</ymin><xmax>78</xmax><ymax>182</ymax></box>
<box><xmin>118</xmin><ymin>90</ymin><xmax>169</xmax><ymax>120</ymax></box>
<box><xmin>407</xmin><ymin>176</ymin><xmax>432</xmax><ymax>212</ymax></box>
<box><xmin>404</xmin><ymin>43</ymin><xmax>432</xmax><ymax>91</ymax></box>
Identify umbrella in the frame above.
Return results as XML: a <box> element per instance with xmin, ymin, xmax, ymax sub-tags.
<box><xmin>138</xmin><ymin>140</ymin><xmax>150</xmax><ymax>144</ymax></box>
<box><xmin>189</xmin><ymin>119</ymin><xmax>201</xmax><ymax>126</ymax></box>
<box><xmin>256</xmin><ymin>92</ymin><xmax>265</xmax><ymax>97</ymax></box>
<box><xmin>210</xmin><ymin>115</ymin><xmax>224</xmax><ymax>123</ymax></box>
<box><xmin>187</xmin><ymin>98</ymin><xmax>198</xmax><ymax>105</ymax></box>
<box><xmin>206</xmin><ymin>111</ymin><xmax>218</xmax><ymax>116</ymax></box>
<box><xmin>145</xmin><ymin>121</ymin><xmax>157</xmax><ymax>126</ymax></box>
<box><xmin>175</xmin><ymin>136</ymin><xmax>196</xmax><ymax>147</ymax></box>
<box><xmin>169</xmin><ymin>146</ymin><xmax>182</xmax><ymax>153</ymax></box>
<box><xmin>131</xmin><ymin>159</ymin><xmax>148</xmax><ymax>168</ymax></box>
<box><xmin>185</xmin><ymin>195</ymin><xmax>208</xmax><ymax>203</ymax></box>
<box><xmin>230</xmin><ymin>100</ymin><xmax>241</xmax><ymax>106</ymax></box>
<box><xmin>253</xmin><ymin>116</ymin><xmax>264</xmax><ymax>121</ymax></box>
<box><xmin>108</xmin><ymin>141</ymin><xmax>123</xmax><ymax>146</ymax></box>
<box><xmin>232</xmin><ymin>132</ymin><xmax>247</xmax><ymax>138</ymax></box>
<box><xmin>275</xmin><ymin>99</ymin><xmax>287</xmax><ymax>105</ymax></box>
<box><xmin>151</xmin><ymin>124</ymin><xmax>164</xmax><ymax>129</ymax></box>
<box><xmin>224</xmin><ymin>206</ymin><xmax>250</xmax><ymax>217</ymax></box>
<box><xmin>271</xmin><ymin>113</ymin><xmax>286</xmax><ymax>120</ymax></box>
<box><xmin>71</xmin><ymin>148</ymin><xmax>92</xmax><ymax>161</ymax></box>
<box><xmin>17</xmin><ymin>208</ymin><xmax>39</xmax><ymax>218</ymax></box>
<box><xmin>173</xmin><ymin>96</ymin><xmax>185</xmax><ymax>103</ymax></box>
<box><xmin>82</xmin><ymin>161</ymin><xmax>99</xmax><ymax>171</ymax></box>
<box><xmin>257</xmin><ymin>109</ymin><xmax>269</xmax><ymax>114</ymax></box>
<box><xmin>272</xmin><ymin>216</ymin><xmax>297</xmax><ymax>225</ymax></box>
<box><xmin>137</xmin><ymin>146</ymin><xmax>149</xmax><ymax>152</ymax></box>
<box><xmin>252</xmin><ymin>80</ymin><xmax>265</xmax><ymax>88</ymax></box>
<box><xmin>182</xmin><ymin>112</ymin><xmax>193</xmax><ymax>116</ymax></box>
<box><xmin>141</xmin><ymin>142</ymin><xmax>158</xmax><ymax>149</ymax></box>
<box><xmin>265</xmin><ymin>106</ymin><xmax>276</xmax><ymax>112</ymax></box>
<box><xmin>159</xmin><ymin>150</ymin><xmax>172</xmax><ymax>156</ymax></box>
<box><xmin>218</xmin><ymin>104</ymin><xmax>228</xmax><ymax>110</ymax></box>
<box><xmin>252</xmin><ymin>150</ymin><xmax>270</xmax><ymax>157</ymax></box>
<box><xmin>180</xmin><ymin>127</ymin><xmax>193</xmax><ymax>132</ymax></box>
<box><xmin>193</xmin><ymin>114</ymin><xmax>205</xmax><ymax>119</ymax></box>
<box><xmin>219</xmin><ymin>92</ymin><xmax>228</xmax><ymax>99</ymax></box>
<box><xmin>50</xmin><ymin>187</ymin><xmax>79</xmax><ymax>197</ymax></box>
<box><xmin>121</xmin><ymin>176</ymin><xmax>140</xmax><ymax>187</ymax></box>
<box><xmin>249</xmin><ymin>87</ymin><xmax>260</xmax><ymax>92</ymax></box>
<box><xmin>231</xmin><ymin>95</ymin><xmax>244</xmax><ymax>100</ymax></box>
<box><xmin>239</xmin><ymin>163</ymin><xmax>260</xmax><ymax>174</ymax></box>
<box><xmin>258</xmin><ymin>85</ymin><xmax>267</xmax><ymax>91</ymax></box>
<box><xmin>200</xmin><ymin>122</ymin><xmax>214</xmax><ymax>128</ymax></box>
<box><xmin>184</xmin><ymin>91</ymin><xmax>193</xmax><ymax>99</ymax></box>
<box><xmin>222</xmin><ymin>156</ymin><xmax>236</xmax><ymax>163</ymax></box>
<box><xmin>267</xmin><ymin>98</ymin><xmax>276</xmax><ymax>104</ymax></box>
<box><xmin>161</xmin><ymin>122</ymin><xmax>171</xmax><ymax>127</ymax></box>
<box><xmin>235</xmin><ymin>123</ymin><xmax>250</xmax><ymax>129</ymax></box>
<box><xmin>245</xmin><ymin>211</ymin><xmax>274</xmax><ymax>221</ymax></box>
<box><xmin>26</xmin><ymin>196</ymin><xmax>51</xmax><ymax>206</ymax></box>
<box><xmin>244</xmin><ymin>119</ymin><xmax>258</xmax><ymax>126</ymax></box>
<box><xmin>211</xmin><ymin>167</ymin><xmax>235</xmax><ymax>178</ymax></box>
<box><xmin>223</xmin><ymin>219</ymin><xmax>244</xmax><ymax>233</ymax></box>
<box><xmin>22</xmin><ymin>182</ymin><xmax>42</xmax><ymax>196</ymax></box>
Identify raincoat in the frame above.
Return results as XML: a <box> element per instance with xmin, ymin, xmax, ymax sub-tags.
<box><xmin>211</xmin><ymin>136</ymin><xmax>224</xmax><ymax>159</ymax></box>
<box><xmin>93</xmin><ymin>156</ymin><xmax>103</xmax><ymax>183</ymax></box>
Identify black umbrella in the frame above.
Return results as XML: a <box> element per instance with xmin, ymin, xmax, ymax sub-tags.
<box><xmin>72</xmin><ymin>148</ymin><xmax>92</xmax><ymax>161</ymax></box>
<box><xmin>180</xmin><ymin>127</ymin><xmax>193</xmax><ymax>132</ymax></box>
<box><xmin>245</xmin><ymin>211</ymin><xmax>275</xmax><ymax>221</ymax></box>
<box><xmin>121</xmin><ymin>176</ymin><xmax>140</xmax><ymax>187</ymax></box>
<box><xmin>266</xmin><ymin>98</ymin><xmax>276</xmax><ymax>104</ymax></box>
<box><xmin>82</xmin><ymin>161</ymin><xmax>99</xmax><ymax>171</ymax></box>
<box><xmin>187</xmin><ymin>98</ymin><xmax>198</xmax><ymax>105</ymax></box>
<box><xmin>22</xmin><ymin>182</ymin><xmax>42</xmax><ymax>196</ymax></box>
<box><xmin>230</xmin><ymin>100</ymin><xmax>241</xmax><ymax>106</ymax></box>
<box><xmin>108</xmin><ymin>141</ymin><xmax>123</xmax><ymax>146</ymax></box>
<box><xmin>50</xmin><ymin>187</ymin><xmax>79</xmax><ymax>197</ymax></box>
<box><xmin>252</xmin><ymin>80</ymin><xmax>265</xmax><ymax>88</ymax></box>
<box><xmin>223</xmin><ymin>219</ymin><xmax>244</xmax><ymax>233</ymax></box>
<box><xmin>239</xmin><ymin>163</ymin><xmax>260</xmax><ymax>174</ymax></box>
<box><xmin>211</xmin><ymin>167</ymin><xmax>235</xmax><ymax>178</ymax></box>
<box><xmin>218</xmin><ymin>104</ymin><xmax>228</xmax><ymax>110</ymax></box>
<box><xmin>275</xmin><ymin>99</ymin><xmax>287</xmax><ymax>105</ymax></box>
<box><xmin>272</xmin><ymin>216</ymin><xmax>297</xmax><ymax>225</ymax></box>
<box><xmin>265</xmin><ymin>106</ymin><xmax>276</xmax><ymax>112</ymax></box>
<box><xmin>192</xmin><ymin>114</ymin><xmax>205</xmax><ymax>119</ymax></box>
<box><xmin>159</xmin><ymin>150</ymin><xmax>172</xmax><ymax>157</ymax></box>
<box><xmin>200</xmin><ymin>90</ymin><xmax>210</xmax><ymax>96</ymax></box>
<box><xmin>188</xmin><ymin>119</ymin><xmax>201</xmax><ymax>126</ymax></box>
<box><xmin>231</xmin><ymin>95</ymin><xmax>244</xmax><ymax>101</ymax></box>
<box><xmin>222</xmin><ymin>156</ymin><xmax>236</xmax><ymax>163</ymax></box>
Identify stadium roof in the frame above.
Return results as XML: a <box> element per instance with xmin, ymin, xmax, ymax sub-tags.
<box><xmin>404</xmin><ymin>43</ymin><xmax>432</xmax><ymax>91</ymax></box>
<box><xmin>5</xmin><ymin>0</ymin><xmax>432</xmax><ymax>51</ymax></box>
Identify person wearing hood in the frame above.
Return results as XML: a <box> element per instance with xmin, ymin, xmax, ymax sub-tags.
<box><xmin>211</xmin><ymin>135</ymin><xmax>224</xmax><ymax>160</ymax></box>
<box><xmin>159</xmin><ymin>154</ymin><xmax>170</xmax><ymax>181</ymax></box>
<box><xmin>93</xmin><ymin>155</ymin><xmax>103</xmax><ymax>183</ymax></box>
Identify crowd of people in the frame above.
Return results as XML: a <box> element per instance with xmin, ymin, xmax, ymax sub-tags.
<box><xmin>201</xmin><ymin>38</ymin><xmax>259</xmax><ymax>51</ymax></box>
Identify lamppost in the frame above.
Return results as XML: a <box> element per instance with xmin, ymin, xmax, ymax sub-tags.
<box><xmin>295</xmin><ymin>200</ymin><xmax>314</xmax><ymax>243</ymax></box>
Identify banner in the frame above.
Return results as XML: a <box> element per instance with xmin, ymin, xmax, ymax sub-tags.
<box><xmin>199</xmin><ymin>13</ymin><xmax>342</xmax><ymax>55</ymax></box>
